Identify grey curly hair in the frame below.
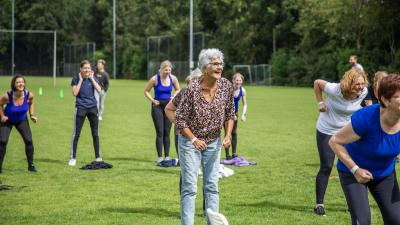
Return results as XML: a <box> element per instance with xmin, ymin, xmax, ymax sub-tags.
<box><xmin>197</xmin><ymin>48</ymin><xmax>224</xmax><ymax>72</ymax></box>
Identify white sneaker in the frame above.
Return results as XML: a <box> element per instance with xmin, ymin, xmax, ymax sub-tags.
<box><xmin>157</xmin><ymin>157</ymin><xmax>163</xmax><ymax>164</ymax></box>
<box><xmin>98</xmin><ymin>116</ymin><xmax>103</xmax><ymax>121</ymax></box>
<box><xmin>68</xmin><ymin>158</ymin><xmax>76</xmax><ymax>166</ymax></box>
<box><xmin>164</xmin><ymin>156</ymin><xmax>170</xmax><ymax>161</ymax></box>
<box><xmin>206</xmin><ymin>208</ymin><xmax>229</xmax><ymax>225</ymax></box>
<box><xmin>95</xmin><ymin>157</ymin><xmax>103</xmax><ymax>162</ymax></box>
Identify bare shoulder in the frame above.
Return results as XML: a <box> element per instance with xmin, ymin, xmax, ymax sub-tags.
<box><xmin>0</xmin><ymin>92</ymin><xmax>9</xmax><ymax>103</ymax></box>
<box><xmin>28</xmin><ymin>91</ymin><xmax>34</xmax><ymax>100</ymax></box>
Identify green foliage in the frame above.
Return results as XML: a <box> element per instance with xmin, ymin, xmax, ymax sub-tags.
<box><xmin>0</xmin><ymin>0</ymin><xmax>399</xmax><ymax>83</ymax></box>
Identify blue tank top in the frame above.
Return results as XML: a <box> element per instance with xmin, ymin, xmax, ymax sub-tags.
<box><xmin>233</xmin><ymin>87</ymin><xmax>243</xmax><ymax>113</ymax></box>
<box><xmin>154</xmin><ymin>74</ymin><xmax>173</xmax><ymax>101</ymax></box>
<box><xmin>4</xmin><ymin>90</ymin><xmax>29</xmax><ymax>124</ymax></box>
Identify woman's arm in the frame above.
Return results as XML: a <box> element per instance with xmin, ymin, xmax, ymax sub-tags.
<box><xmin>72</xmin><ymin>74</ymin><xmax>83</xmax><ymax>96</ymax></box>
<box><xmin>144</xmin><ymin>76</ymin><xmax>159</xmax><ymax>105</ymax></box>
<box><xmin>313</xmin><ymin>79</ymin><xmax>327</xmax><ymax>112</ymax></box>
<box><xmin>0</xmin><ymin>93</ymin><xmax>9</xmax><ymax>123</ymax></box>
<box><xmin>329</xmin><ymin>123</ymin><xmax>373</xmax><ymax>183</ymax></box>
<box><xmin>241</xmin><ymin>88</ymin><xmax>247</xmax><ymax>122</ymax></box>
<box><xmin>172</xmin><ymin>75</ymin><xmax>180</xmax><ymax>93</ymax></box>
<box><xmin>28</xmin><ymin>92</ymin><xmax>37</xmax><ymax>123</ymax></box>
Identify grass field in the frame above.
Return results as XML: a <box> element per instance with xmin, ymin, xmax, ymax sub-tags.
<box><xmin>0</xmin><ymin>76</ymin><xmax>386</xmax><ymax>225</ymax></box>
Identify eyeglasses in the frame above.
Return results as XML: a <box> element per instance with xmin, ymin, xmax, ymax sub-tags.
<box><xmin>208</xmin><ymin>62</ymin><xmax>224</xmax><ymax>67</ymax></box>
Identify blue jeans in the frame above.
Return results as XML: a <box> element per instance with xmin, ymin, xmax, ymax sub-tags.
<box><xmin>179</xmin><ymin>134</ymin><xmax>221</xmax><ymax>225</ymax></box>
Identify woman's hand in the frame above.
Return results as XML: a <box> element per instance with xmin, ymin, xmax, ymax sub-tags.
<box><xmin>241</xmin><ymin>114</ymin><xmax>246</xmax><ymax>122</ymax></box>
<box><xmin>354</xmin><ymin>168</ymin><xmax>373</xmax><ymax>183</ymax></box>
<box><xmin>222</xmin><ymin>136</ymin><xmax>231</xmax><ymax>149</ymax></box>
<box><xmin>152</xmin><ymin>100</ymin><xmax>160</xmax><ymax>105</ymax></box>
<box><xmin>193</xmin><ymin>139</ymin><xmax>207</xmax><ymax>151</ymax></box>
<box><xmin>1</xmin><ymin>116</ymin><xmax>8</xmax><ymax>123</ymax></box>
<box><xmin>30</xmin><ymin>115</ymin><xmax>38</xmax><ymax>123</ymax></box>
<box><xmin>318</xmin><ymin>101</ymin><xmax>327</xmax><ymax>112</ymax></box>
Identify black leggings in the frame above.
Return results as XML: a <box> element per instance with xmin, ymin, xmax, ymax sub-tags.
<box><xmin>339</xmin><ymin>171</ymin><xmax>400</xmax><ymax>225</ymax></box>
<box><xmin>0</xmin><ymin>119</ymin><xmax>34</xmax><ymax>169</ymax></box>
<box><xmin>224</xmin><ymin>119</ymin><xmax>238</xmax><ymax>157</ymax></box>
<box><xmin>70</xmin><ymin>107</ymin><xmax>100</xmax><ymax>159</ymax></box>
<box><xmin>315</xmin><ymin>130</ymin><xmax>335</xmax><ymax>204</ymax></box>
<box><xmin>151</xmin><ymin>100</ymin><xmax>171</xmax><ymax>158</ymax></box>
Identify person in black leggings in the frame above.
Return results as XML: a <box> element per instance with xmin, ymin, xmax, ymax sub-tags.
<box><xmin>144</xmin><ymin>60</ymin><xmax>180</xmax><ymax>163</ymax></box>
<box><xmin>313</xmin><ymin>69</ymin><xmax>368</xmax><ymax>215</ymax></box>
<box><xmin>329</xmin><ymin>74</ymin><xmax>400</xmax><ymax>225</ymax></box>
<box><xmin>0</xmin><ymin>74</ymin><xmax>38</xmax><ymax>173</ymax></box>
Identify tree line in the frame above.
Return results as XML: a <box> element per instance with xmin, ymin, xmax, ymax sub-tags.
<box><xmin>0</xmin><ymin>0</ymin><xmax>399</xmax><ymax>85</ymax></box>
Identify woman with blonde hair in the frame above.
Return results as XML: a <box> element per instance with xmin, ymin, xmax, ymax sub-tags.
<box><xmin>313</xmin><ymin>68</ymin><xmax>368</xmax><ymax>215</ymax></box>
<box><xmin>145</xmin><ymin>60</ymin><xmax>180</xmax><ymax>163</ymax></box>
<box><xmin>224</xmin><ymin>72</ymin><xmax>247</xmax><ymax>159</ymax></box>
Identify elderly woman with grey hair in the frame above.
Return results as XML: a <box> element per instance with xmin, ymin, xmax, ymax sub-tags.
<box><xmin>174</xmin><ymin>48</ymin><xmax>235</xmax><ymax>225</ymax></box>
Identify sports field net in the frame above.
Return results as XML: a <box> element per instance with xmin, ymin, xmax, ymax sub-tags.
<box><xmin>63</xmin><ymin>42</ymin><xmax>96</xmax><ymax>77</ymax></box>
<box><xmin>0</xmin><ymin>31</ymin><xmax>55</xmax><ymax>76</ymax></box>
<box><xmin>147</xmin><ymin>33</ymin><xmax>205</xmax><ymax>81</ymax></box>
<box><xmin>232</xmin><ymin>64</ymin><xmax>271</xmax><ymax>85</ymax></box>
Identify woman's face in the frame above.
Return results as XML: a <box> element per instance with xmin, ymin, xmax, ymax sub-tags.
<box><xmin>351</xmin><ymin>76</ymin><xmax>366</xmax><ymax>96</ymax></box>
<box><xmin>385</xmin><ymin>90</ymin><xmax>400</xmax><ymax>112</ymax></box>
<box><xmin>14</xmin><ymin>77</ymin><xmax>25</xmax><ymax>91</ymax></box>
<box><xmin>233</xmin><ymin>76</ymin><xmax>243</xmax><ymax>87</ymax></box>
<box><xmin>161</xmin><ymin>66</ymin><xmax>171</xmax><ymax>77</ymax></box>
<box><xmin>80</xmin><ymin>63</ymin><xmax>91</xmax><ymax>77</ymax></box>
<box><xmin>205</xmin><ymin>58</ymin><xmax>223</xmax><ymax>80</ymax></box>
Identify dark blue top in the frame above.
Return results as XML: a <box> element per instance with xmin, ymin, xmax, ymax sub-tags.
<box><xmin>233</xmin><ymin>87</ymin><xmax>243</xmax><ymax>113</ymax></box>
<box><xmin>4</xmin><ymin>90</ymin><xmax>29</xmax><ymax>124</ymax></box>
<box><xmin>337</xmin><ymin>104</ymin><xmax>400</xmax><ymax>180</ymax></box>
<box><xmin>154</xmin><ymin>74</ymin><xmax>173</xmax><ymax>101</ymax></box>
<box><xmin>71</xmin><ymin>75</ymin><xmax>98</xmax><ymax>109</ymax></box>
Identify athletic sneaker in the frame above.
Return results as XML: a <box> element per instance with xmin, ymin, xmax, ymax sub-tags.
<box><xmin>157</xmin><ymin>157</ymin><xmax>163</xmax><ymax>164</ymax></box>
<box><xmin>28</xmin><ymin>164</ymin><xmax>37</xmax><ymax>172</ymax></box>
<box><xmin>68</xmin><ymin>158</ymin><xmax>76</xmax><ymax>166</ymax></box>
<box><xmin>314</xmin><ymin>205</ymin><xmax>326</xmax><ymax>216</ymax></box>
<box><xmin>206</xmin><ymin>208</ymin><xmax>229</xmax><ymax>225</ymax></box>
<box><xmin>98</xmin><ymin>116</ymin><xmax>103</xmax><ymax>121</ymax></box>
<box><xmin>164</xmin><ymin>156</ymin><xmax>170</xmax><ymax>161</ymax></box>
<box><xmin>95</xmin><ymin>157</ymin><xmax>103</xmax><ymax>162</ymax></box>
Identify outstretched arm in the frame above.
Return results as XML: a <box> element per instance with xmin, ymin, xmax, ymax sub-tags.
<box><xmin>314</xmin><ymin>79</ymin><xmax>327</xmax><ymax>112</ymax></box>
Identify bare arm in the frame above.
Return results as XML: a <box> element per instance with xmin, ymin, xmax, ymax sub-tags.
<box><xmin>313</xmin><ymin>79</ymin><xmax>328</xmax><ymax>112</ymax></box>
<box><xmin>0</xmin><ymin>93</ymin><xmax>9</xmax><ymax>123</ymax></box>
<box><xmin>28</xmin><ymin>92</ymin><xmax>37</xmax><ymax>123</ymax></box>
<box><xmin>165</xmin><ymin>101</ymin><xmax>177</xmax><ymax>123</ymax></box>
<box><xmin>144</xmin><ymin>76</ymin><xmax>159</xmax><ymax>105</ymax></box>
<box><xmin>241</xmin><ymin>88</ymin><xmax>247</xmax><ymax>121</ymax></box>
<box><xmin>329</xmin><ymin>123</ymin><xmax>373</xmax><ymax>183</ymax></box>
<box><xmin>364</xmin><ymin>100</ymin><xmax>373</xmax><ymax>106</ymax></box>
<box><xmin>172</xmin><ymin>75</ymin><xmax>180</xmax><ymax>93</ymax></box>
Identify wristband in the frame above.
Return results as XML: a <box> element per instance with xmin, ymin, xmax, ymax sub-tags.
<box><xmin>350</xmin><ymin>165</ymin><xmax>359</xmax><ymax>174</ymax></box>
<box><xmin>191</xmin><ymin>137</ymin><xmax>197</xmax><ymax>144</ymax></box>
<box><xmin>318</xmin><ymin>101</ymin><xmax>324</xmax><ymax>105</ymax></box>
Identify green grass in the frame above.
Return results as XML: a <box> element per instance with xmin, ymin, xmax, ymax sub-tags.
<box><xmin>0</xmin><ymin>76</ymin><xmax>385</xmax><ymax>225</ymax></box>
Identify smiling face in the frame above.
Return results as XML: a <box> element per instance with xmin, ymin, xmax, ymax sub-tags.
<box><xmin>14</xmin><ymin>77</ymin><xmax>25</xmax><ymax>92</ymax></box>
<box><xmin>349</xmin><ymin>56</ymin><xmax>357</xmax><ymax>66</ymax></box>
<box><xmin>204</xmin><ymin>58</ymin><xmax>224</xmax><ymax>80</ymax></box>
<box><xmin>80</xmin><ymin>63</ymin><xmax>91</xmax><ymax>77</ymax></box>
<box><xmin>233</xmin><ymin>76</ymin><xmax>243</xmax><ymax>88</ymax></box>
<box><xmin>161</xmin><ymin>66</ymin><xmax>172</xmax><ymax>77</ymax></box>
<box><xmin>350</xmin><ymin>76</ymin><xmax>366</xmax><ymax>96</ymax></box>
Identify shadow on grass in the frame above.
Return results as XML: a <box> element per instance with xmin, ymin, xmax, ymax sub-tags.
<box><xmin>101</xmin><ymin>207</ymin><xmax>180</xmax><ymax>219</ymax></box>
<box><xmin>108</xmin><ymin>157</ymin><xmax>153</xmax><ymax>163</ymax></box>
<box><xmin>305</xmin><ymin>163</ymin><xmax>319</xmax><ymax>167</ymax></box>
<box><xmin>237</xmin><ymin>200</ymin><xmax>346</xmax><ymax>213</ymax></box>
<box><xmin>35</xmin><ymin>158</ymin><xmax>64</xmax><ymax>164</ymax></box>
<box><xmin>134</xmin><ymin>168</ymin><xmax>180</xmax><ymax>175</ymax></box>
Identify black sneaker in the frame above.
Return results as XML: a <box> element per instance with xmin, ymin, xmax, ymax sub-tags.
<box><xmin>232</xmin><ymin>153</ymin><xmax>238</xmax><ymax>158</ymax></box>
<box><xmin>28</xmin><ymin>165</ymin><xmax>37</xmax><ymax>172</ymax></box>
<box><xmin>226</xmin><ymin>155</ymin><xmax>232</xmax><ymax>160</ymax></box>
<box><xmin>314</xmin><ymin>205</ymin><xmax>326</xmax><ymax>216</ymax></box>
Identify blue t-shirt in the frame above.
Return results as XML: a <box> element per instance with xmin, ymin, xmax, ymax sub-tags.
<box><xmin>4</xmin><ymin>90</ymin><xmax>29</xmax><ymax>124</ymax></box>
<box><xmin>233</xmin><ymin>87</ymin><xmax>243</xmax><ymax>113</ymax></box>
<box><xmin>154</xmin><ymin>74</ymin><xmax>173</xmax><ymax>101</ymax></box>
<box><xmin>337</xmin><ymin>104</ymin><xmax>400</xmax><ymax>180</ymax></box>
<box><xmin>71</xmin><ymin>75</ymin><xmax>98</xmax><ymax>109</ymax></box>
